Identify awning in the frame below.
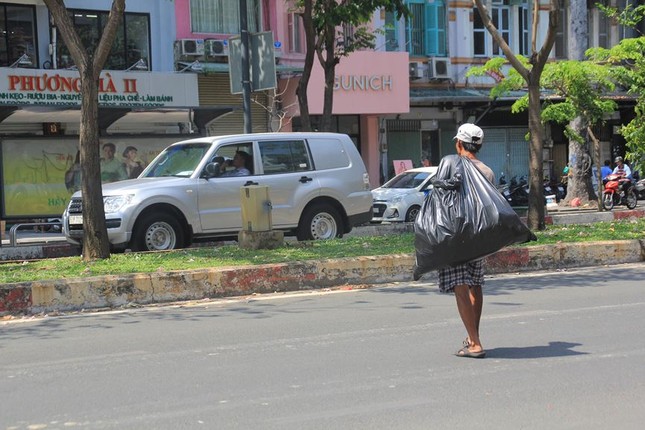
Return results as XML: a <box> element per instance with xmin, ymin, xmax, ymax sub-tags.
<box><xmin>410</xmin><ymin>88</ymin><xmax>520</xmax><ymax>105</ymax></box>
<box><xmin>411</xmin><ymin>87</ymin><xmax>638</xmax><ymax>106</ymax></box>
<box><xmin>177</xmin><ymin>61</ymin><xmax>304</xmax><ymax>74</ymax></box>
<box><xmin>0</xmin><ymin>105</ymin><xmax>237</xmax><ymax>135</ymax></box>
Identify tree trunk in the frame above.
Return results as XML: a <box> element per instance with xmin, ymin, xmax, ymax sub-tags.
<box><xmin>320</xmin><ymin>24</ymin><xmax>336</xmax><ymax>132</ymax></box>
<box><xmin>473</xmin><ymin>0</ymin><xmax>558</xmax><ymax>231</ymax></box>
<box><xmin>563</xmin><ymin>0</ymin><xmax>595</xmax><ymax>206</ymax></box>
<box><xmin>527</xmin><ymin>80</ymin><xmax>546</xmax><ymax>230</ymax></box>
<box><xmin>588</xmin><ymin>127</ymin><xmax>604</xmax><ymax>210</ymax></box>
<box><xmin>79</xmin><ymin>73</ymin><xmax>110</xmax><ymax>259</ymax></box>
<box><xmin>297</xmin><ymin>0</ymin><xmax>315</xmax><ymax>132</ymax></box>
<box><xmin>564</xmin><ymin>119</ymin><xmax>597</xmax><ymax>206</ymax></box>
<box><xmin>44</xmin><ymin>0</ymin><xmax>125</xmax><ymax>260</ymax></box>
<box><xmin>320</xmin><ymin>70</ymin><xmax>334</xmax><ymax>131</ymax></box>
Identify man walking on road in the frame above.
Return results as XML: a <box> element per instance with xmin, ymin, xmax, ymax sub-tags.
<box><xmin>438</xmin><ymin>124</ymin><xmax>495</xmax><ymax>359</ymax></box>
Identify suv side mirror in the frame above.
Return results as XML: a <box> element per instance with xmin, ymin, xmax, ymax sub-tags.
<box><xmin>203</xmin><ymin>162</ymin><xmax>222</xmax><ymax>178</ymax></box>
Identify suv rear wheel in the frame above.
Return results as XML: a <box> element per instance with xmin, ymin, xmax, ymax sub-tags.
<box><xmin>297</xmin><ymin>204</ymin><xmax>343</xmax><ymax>241</ymax></box>
<box><xmin>131</xmin><ymin>212</ymin><xmax>185</xmax><ymax>251</ymax></box>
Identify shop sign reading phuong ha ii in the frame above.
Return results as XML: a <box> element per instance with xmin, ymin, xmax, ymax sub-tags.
<box><xmin>0</xmin><ymin>69</ymin><xmax>199</xmax><ymax>108</ymax></box>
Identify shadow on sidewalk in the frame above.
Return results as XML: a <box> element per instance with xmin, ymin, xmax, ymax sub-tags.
<box><xmin>485</xmin><ymin>341</ymin><xmax>587</xmax><ymax>359</ymax></box>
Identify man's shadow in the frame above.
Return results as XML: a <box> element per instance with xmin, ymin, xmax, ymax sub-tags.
<box><xmin>486</xmin><ymin>341</ymin><xmax>587</xmax><ymax>359</ymax></box>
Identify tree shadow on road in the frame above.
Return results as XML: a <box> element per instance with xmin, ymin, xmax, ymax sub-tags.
<box><xmin>485</xmin><ymin>341</ymin><xmax>587</xmax><ymax>359</ymax></box>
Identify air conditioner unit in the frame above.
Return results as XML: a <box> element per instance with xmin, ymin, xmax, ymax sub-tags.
<box><xmin>179</xmin><ymin>39</ymin><xmax>205</xmax><ymax>56</ymax></box>
<box><xmin>409</xmin><ymin>61</ymin><xmax>426</xmax><ymax>79</ymax></box>
<box><xmin>428</xmin><ymin>57</ymin><xmax>450</xmax><ymax>79</ymax></box>
<box><xmin>205</xmin><ymin>39</ymin><xmax>228</xmax><ymax>57</ymax></box>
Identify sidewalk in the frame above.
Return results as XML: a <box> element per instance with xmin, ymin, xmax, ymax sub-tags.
<box><xmin>1</xmin><ymin>208</ymin><xmax>644</xmax><ymax>316</ymax></box>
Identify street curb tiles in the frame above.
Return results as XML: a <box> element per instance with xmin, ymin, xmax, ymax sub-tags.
<box><xmin>1</xmin><ymin>240</ymin><xmax>643</xmax><ymax>315</ymax></box>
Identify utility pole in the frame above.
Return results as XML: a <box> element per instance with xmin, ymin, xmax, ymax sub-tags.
<box><xmin>240</xmin><ymin>0</ymin><xmax>252</xmax><ymax>133</ymax></box>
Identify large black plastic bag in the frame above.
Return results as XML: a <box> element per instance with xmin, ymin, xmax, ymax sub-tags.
<box><xmin>413</xmin><ymin>155</ymin><xmax>536</xmax><ymax>279</ymax></box>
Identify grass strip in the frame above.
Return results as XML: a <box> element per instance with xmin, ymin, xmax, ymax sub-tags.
<box><xmin>1</xmin><ymin>218</ymin><xmax>643</xmax><ymax>284</ymax></box>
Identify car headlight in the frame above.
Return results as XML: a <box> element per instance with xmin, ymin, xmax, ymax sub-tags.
<box><xmin>103</xmin><ymin>195</ymin><xmax>134</xmax><ymax>214</ymax></box>
<box><xmin>390</xmin><ymin>195</ymin><xmax>404</xmax><ymax>203</ymax></box>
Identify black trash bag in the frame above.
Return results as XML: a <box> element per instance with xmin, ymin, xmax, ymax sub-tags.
<box><xmin>413</xmin><ymin>155</ymin><xmax>536</xmax><ymax>280</ymax></box>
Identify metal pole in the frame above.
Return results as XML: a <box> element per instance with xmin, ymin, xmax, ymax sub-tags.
<box><xmin>240</xmin><ymin>0</ymin><xmax>252</xmax><ymax>133</ymax></box>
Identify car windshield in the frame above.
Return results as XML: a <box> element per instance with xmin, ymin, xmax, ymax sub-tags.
<box><xmin>382</xmin><ymin>171</ymin><xmax>431</xmax><ymax>189</ymax></box>
<box><xmin>143</xmin><ymin>143</ymin><xmax>211</xmax><ymax>178</ymax></box>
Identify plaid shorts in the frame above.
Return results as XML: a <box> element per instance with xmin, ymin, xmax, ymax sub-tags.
<box><xmin>438</xmin><ymin>259</ymin><xmax>485</xmax><ymax>293</ymax></box>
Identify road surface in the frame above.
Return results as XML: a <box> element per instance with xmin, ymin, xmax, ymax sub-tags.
<box><xmin>1</xmin><ymin>263</ymin><xmax>644</xmax><ymax>429</ymax></box>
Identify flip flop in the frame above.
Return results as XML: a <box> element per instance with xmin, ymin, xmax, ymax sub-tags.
<box><xmin>455</xmin><ymin>346</ymin><xmax>486</xmax><ymax>359</ymax></box>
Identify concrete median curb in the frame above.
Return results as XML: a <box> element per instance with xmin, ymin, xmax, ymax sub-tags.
<box><xmin>1</xmin><ymin>239</ymin><xmax>643</xmax><ymax>315</ymax></box>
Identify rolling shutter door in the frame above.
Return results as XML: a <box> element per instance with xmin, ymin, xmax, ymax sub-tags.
<box><xmin>198</xmin><ymin>74</ymin><xmax>268</xmax><ymax>135</ymax></box>
<box><xmin>478</xmin><ymin>127</ymin><xmax>529</xmax><ymax>183</ymax></box>
<box><xmin>386</xmin><ymin>120</ymin><xmax>421</xmax><ymax>179</ymax></box>
<box><xmin>506</xmin><ymin>128</ymin><xmax>530</xmax><ymax>180</ymax></box>
<box><xmin>478</xmin><ymin>128</ymin><xmax>506</xmax><ymax>182</ymax></box>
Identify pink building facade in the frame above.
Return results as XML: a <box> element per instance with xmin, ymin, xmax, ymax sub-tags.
<box><xmin>173</xmin><ymin>0</ymin><xmax>410</xmax><ymax>187</ymax></box>
<box><xmin>281</xmin><ymin>51</ymin><xmax>409</xmax><ymax>187</ymax></box>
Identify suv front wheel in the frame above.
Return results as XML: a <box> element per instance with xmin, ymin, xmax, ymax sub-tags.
<box><xmin>297</xmin><ymin>204</ymin><xmax>343</xmax><ymax>241</ymax></box>
<box><xmin>131</xmin><ymin>212</ymin><xmax>185</xmax><ymax>251</ymax></box>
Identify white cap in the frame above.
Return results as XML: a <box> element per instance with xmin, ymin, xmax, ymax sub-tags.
<box><xmin>454</xmin><ymin>123</ymin><xmax>484</xmax><ymax>145</ymax></box>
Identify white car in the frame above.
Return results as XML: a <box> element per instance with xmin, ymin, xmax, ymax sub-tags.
<box><xmin>371</xmin><ymin>167</ymin><xmax>438</xmax><ymax>223</ymax></box>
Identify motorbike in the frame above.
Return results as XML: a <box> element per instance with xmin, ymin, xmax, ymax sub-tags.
<box><xmin>602</xmin><ymin>174</ymin><xmax>638</xmax><ymax>210</ymax></box>
<box><xmin>635</xmin><ymin>178</ymin><xmax>645</xmax><ymax>200</ymax></box>
<box><xmin>507</xmin><ymin>175</ymin><xmax>529</xmax><ymax>207</ymax></box>
<box><xmin>497</xmin><ymin>173</ymin><xmax>513</xmax><ymax>204</ymax></box>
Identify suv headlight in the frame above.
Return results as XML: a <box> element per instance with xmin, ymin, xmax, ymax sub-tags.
<box><xmin>103</xmin><ymin>195</ymin><xmax>134</xmax><ymax>214</ymax></box>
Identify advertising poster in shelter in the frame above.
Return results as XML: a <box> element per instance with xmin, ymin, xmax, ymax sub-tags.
<box><xmin>1</xmin><ymin>137</ymin><xmax>178</xmax><ymax>218</ymax></box>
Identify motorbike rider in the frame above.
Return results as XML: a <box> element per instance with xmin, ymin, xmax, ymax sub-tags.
<box><xmin>612</xmin><ymin>156</ymin><xmax>632</xmax><ymax>180</ymax></box>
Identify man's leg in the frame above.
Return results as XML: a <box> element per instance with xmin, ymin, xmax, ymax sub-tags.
<box><xmin>454</xmin><ymin>284</ymin><xmax>483</xmax><ymax>353</ymax></box>
<box><xmin>470</xmin><ymin>285</ymin><xmax>483</xmax><ymax>335</ymax></box>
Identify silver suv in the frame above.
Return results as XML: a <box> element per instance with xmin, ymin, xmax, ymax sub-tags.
<box><xmin>62</xmin><ymin>133</ymin><xmax>373</xmax><ymax>251</ymax></box>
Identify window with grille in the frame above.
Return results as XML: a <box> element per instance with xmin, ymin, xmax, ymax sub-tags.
<box><xmin>384</xmin><ymin>10</ymin><xmax>398</xmax><ymax>51</ymax></box>
<box><xmin>518</xmin><ymin>0</ymin><xmax>529</xmax><ymax>56</ymax></box>
<box><xmin>473</xmin><ymin>0</ymin><xmax>517</xmax><ymax>57</ymax></box>
<box><xmin>190</xmin><ymin>0</ymin><xmax>262</xmax><ymax>34</ymax></box>
<box><xmin>588</xmin><ymin>2</ymin><xmax>610</xmax><ymax>49</ymax></box>
<box><xmin>341</xmin><ymin>23</ymin><xmax>355</xmax><ymax>49</ymax></box>
<box><xmin>287</xmin><ymin>12</ymin><xmax>303</xmax><ymax>53</ymax></box>
<box><xmin>473</xmin><ymin>8</ymin><xmax>487</xmax><ymax>57</ymax></box>
<box><xmin>492</xmin><ymin>0</ymin><xmax>511</xmax><ymax>56</ymax></box>
<box><xmin>554</xmin><ymin>0</ymin><xmax>568</xmax><ymax>59</ymax></box>
<box><xmin>405</xmin><ymin>0</ymin><xmax>446</xmax><ymax>57</ymax></box>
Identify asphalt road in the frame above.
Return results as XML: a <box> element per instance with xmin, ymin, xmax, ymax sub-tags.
<box><xmin>1</xmin><ymin>263</ymin><xmax>644</xmax><ymax>430</ymax></box>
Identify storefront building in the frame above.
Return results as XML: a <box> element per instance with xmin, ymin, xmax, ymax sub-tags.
<box><xmin>282</xmin><ymin>50</ymin><xmax>410</xmax><ymax>188</ymax></box>
<box><xmin>372</xmin><ymin>1</ymin><xmax>635</xmax><ymax>184</ymax></box>
<box><xmin>174</xmin><ymin>1</ymin><xmax>411</xmax><ymax>188</ymax></box>
<box><xmin>0</xmin><ymin>0</ymin><xmax>208</xmax><ymax>221</ymax></box>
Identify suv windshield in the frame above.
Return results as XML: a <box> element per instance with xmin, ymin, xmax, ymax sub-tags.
<box><xmin>382</xmin><ymin>171</ymin><xmax>431</xmax><ymax>189</ymax></box>
<box><xmin>143</xmin><ymin>143</ymin><xmax>211</xmax><ymax>178</ymax></box>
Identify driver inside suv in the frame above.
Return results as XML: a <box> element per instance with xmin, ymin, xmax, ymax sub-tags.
<box><xmin>221</xmin><ymin>150</ymin><xmax>253</xmax><ymax>177</ymax></box>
